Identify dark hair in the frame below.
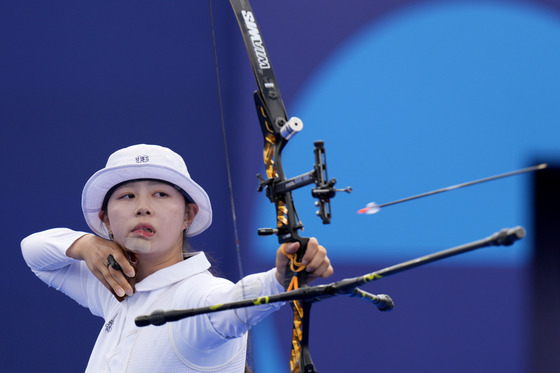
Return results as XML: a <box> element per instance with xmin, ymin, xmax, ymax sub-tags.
<box><xmin>101</xmin><ymin>178</ymin><xmax>193</xmax><ymax>212</ymax></box>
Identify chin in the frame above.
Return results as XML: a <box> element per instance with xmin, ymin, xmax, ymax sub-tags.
<box><xmin>124</xmin><ymin>238</ymin><xmax>152</xmax><ymax>253</ymax></box>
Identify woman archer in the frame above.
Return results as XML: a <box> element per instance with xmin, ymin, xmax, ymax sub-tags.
<box><xmin>21</xmin><ymin>143</ymin><xmax>333</xmax><ymax>372</ymax></box>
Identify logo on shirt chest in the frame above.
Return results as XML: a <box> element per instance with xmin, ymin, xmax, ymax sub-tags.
<box><xmin>104</xmin><ymin>319</ymin><xmax>115</xmax><ymax>333</ymax></box>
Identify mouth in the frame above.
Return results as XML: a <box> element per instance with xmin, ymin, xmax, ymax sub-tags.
<box><xmin>132</xmin><ymin>224</ymin><xmax>156</xmax><ymax>238</ymax></box>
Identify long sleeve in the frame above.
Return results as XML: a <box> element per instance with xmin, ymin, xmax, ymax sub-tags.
<box><xmin>207</xmin><ymin>268</ymin><xmax>285</xmax><ymax>338</ymax></box>
<box><xmin>21</xmin><ymin>228</ymin><xmax>112</xmax><ymax>316</ymax></box>
<box><xmin>172</xmin><ymin>266</ymin><xmax>285</xmax><ymax>358</ymax></box>
<box><xmin>21</xmin><ymin>228</ymin><xmax>85</xmax><ymax>273</ymax></box>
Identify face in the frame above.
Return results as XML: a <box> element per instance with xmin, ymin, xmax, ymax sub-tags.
<box><xmin>100</xmin><ymin>180</ymin><xmax>198</xmax><ymax>257</ymax></box>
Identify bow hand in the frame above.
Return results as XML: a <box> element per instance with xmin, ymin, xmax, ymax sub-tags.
<box><xmin>276</xmin><ymin>238</ymin><xmax>333</xmax><ymax>287</ymax></box>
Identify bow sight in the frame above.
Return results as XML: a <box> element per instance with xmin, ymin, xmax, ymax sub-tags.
<box><xmin>257</xmin><ymin>139</ymin><xmax>352</xmax><ymax>234</ymax></box>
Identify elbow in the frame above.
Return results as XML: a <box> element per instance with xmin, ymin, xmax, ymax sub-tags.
<box><xmin>21</xmin><ymin>232</ymin><xmax>42</xmax><ymax>267</ymax></box>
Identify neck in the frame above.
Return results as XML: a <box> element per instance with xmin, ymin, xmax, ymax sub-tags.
<box><xmin>127</xmin><ymin>245</ymin><xmax>184</xmax><ymax>284</ymax></box>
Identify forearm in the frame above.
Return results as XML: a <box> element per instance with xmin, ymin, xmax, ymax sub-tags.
<box><xmin>207</xmin><ymin>268</ymin><xmax>285</xmax><ymax>339</ymax></box>
<box><xmin>173</xmin><ymin>267</ymin><xmax>285</xmax><ymax>360</ymax></box>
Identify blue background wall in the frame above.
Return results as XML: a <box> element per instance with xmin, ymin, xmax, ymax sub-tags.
<box><xmin>2</xmin><ymin>1</ymin><xmax>559</xmax><ymax>372</ymax></box>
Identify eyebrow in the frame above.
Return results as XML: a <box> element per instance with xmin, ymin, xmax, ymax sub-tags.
<box><xmin>102</xmin><ymin>179</ymin><xmax>193</xmax><ymax>211</ymax></box>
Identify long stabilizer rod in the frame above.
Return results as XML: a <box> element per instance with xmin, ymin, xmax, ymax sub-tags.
<box><xmin>135</xmin><ymin>226</ymin><xmax>525</xmax><ymax>327</ymax></box>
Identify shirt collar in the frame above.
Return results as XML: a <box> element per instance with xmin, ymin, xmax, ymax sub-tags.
<box><xmin>134</xmin><ymin>252</ymin><xmax>211</xmax><ymax>292</ymax></box>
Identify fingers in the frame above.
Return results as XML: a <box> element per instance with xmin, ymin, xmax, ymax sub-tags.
<box><xmin>106</xmin><ymin>269</ymin><xmax>133</xmax><ymax>299</ymax></box>
<box><xmin>107</xmin><ymin>254</ymin><xmax>121</xmax><ymax>271</ymax></box>
<box><xmin>276</xmin><ymin>242</ymin><xmax>298</xmax><ymax>267</ymax></box>
<box><xmin>93</xmin><ymin>266</ymin><xmax>127</xmax><ymax>301</ymax></box>
<box><xmin>87</xmin><ymin>254</ymin><xmax>134</xmax><ymax>300</ymax></box>
<box><xmin>103</xmin><ymin>252</ymin><xmax>135</xmax><ymax>298</ymax></box>
<box><xmin>274</xmin><ymin>241</ymin><xmax>301</xmax><ymax>284</ymax></box>
<box><xmin>75</xmin><ymin>235</ymin><xmax>135</xmax><ymax>301</ymax></box>
<box><xmin>108</xmin><ymin>250</ymin><xmax>135</xmax><ymax>278</ymax></box>
<box><xmin>275</xmin><ymin>238</ymin><xmax>333</xmax><ymax>285</ymax></box>
<box><xmin>302</xmin><ymin>238</ymin><xmax>333</xmax><ymax>280</ymax></box>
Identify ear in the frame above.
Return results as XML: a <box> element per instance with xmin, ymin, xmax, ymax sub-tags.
<box><xmin>183</xmin><ymin>204</ymin><xmax>199</xmax><ymax>230</ymax></box>
<box><xmin>98</xmin><ymin>210</ymin><xmax>111</xmax><ymax>231</ymax></box>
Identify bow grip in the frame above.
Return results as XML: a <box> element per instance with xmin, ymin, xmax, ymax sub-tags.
<box><xmin>283</xmin><ymin>235</ymin><xmax>311</xmax><ymax>289</ymax></box>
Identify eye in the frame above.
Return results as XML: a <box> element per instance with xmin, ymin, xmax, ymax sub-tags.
<box><xmin>154</xmin><ymin>192</ymin><xmax>169</xmax><ymax>198</ymax></box>
<box><xmin>118</xmin><ymin>193</ymin><xmax>135</xmax><ymax>200</ymax></box>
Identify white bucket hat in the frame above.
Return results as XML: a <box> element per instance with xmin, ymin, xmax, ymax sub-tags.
<box><xmin>82</xmin><ymin>144</ymin><xmax>212</xmax><ymax>238</ymax></box>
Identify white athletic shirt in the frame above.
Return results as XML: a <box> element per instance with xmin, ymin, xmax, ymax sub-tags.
<box><xmin>21</xmin><ymin>228</ymin><xmax>285</xmax><ymax>372</ymax></box>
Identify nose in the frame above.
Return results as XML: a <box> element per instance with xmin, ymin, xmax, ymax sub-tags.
<box><xmin>135</xmin><ymin>196</ymin><xmax>152</xmax><ymax>216</ymax></box>
<box><xmin>136</xmin><ymin>207</ymin><xmax>151</xmax><ymax>216</ymax></box>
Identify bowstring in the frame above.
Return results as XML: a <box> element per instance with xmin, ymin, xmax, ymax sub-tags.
<box><xmin>207</xmin><ymin>0</ymin><xmax>255</xmax><ymax>370</ymax></box>
<box><xmin>207</xmin><ymin>0</ymin><xmax>245</xmax><ymax>280</ymax></box>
